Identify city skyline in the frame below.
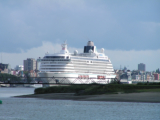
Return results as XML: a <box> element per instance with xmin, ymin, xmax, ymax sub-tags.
<box><xmin>0</xmin><ymin>0</ymin><xmax>160</xmax><ymax>71</ymax></box>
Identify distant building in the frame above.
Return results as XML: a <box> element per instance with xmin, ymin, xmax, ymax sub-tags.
<box><xmin>15</xmin><ymin>65</ymin><xmax>24</xmax><ymax>71</ymax></box>
<box><xmin>123</xmin><ymin>66</ymin><xmax>127</xmax><ymax>73</ymax></box>
<box><xmin>154</xmin><ymin>74</ymin><xmax>159</xmax><ymax>80</ymax></box>
<box><xmin>132</xmin><ymin>74</ymin><xmax>140</xmax><ymax>80</ymax></box>
<box><xmin>29</xmin><ymin>70</ymin><xmax>38</xmax><ymax>77</ymax></box>
<box><xmin>36</xmin><ymin>57</ymin><xmax>41</xmax><ymax>70</ymax></box>
<box><xmin>138</xmin><ymin>63</ymin><xmax>146</xmax><ymax>71</ymax></box>
<box><xmin>11</xmin><ymin>70</ymin><xmax>17</xmax><ymax>76</ymax></box>
<box><xmin>24</xmin><ymin>58</ymin><xmax>37</xmax><ymax>71</ymax></box>
<box><xmin>0</xmin><ymin>63</ymin><xmax>11</xmax><ymax>74</ymax></box>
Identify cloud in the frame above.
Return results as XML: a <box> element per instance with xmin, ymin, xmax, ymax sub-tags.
<box><xmin>1</xmin><ymin>41</ymin><xmax>159</xmax><ymax>71</ymax></box>
<box><xmin>1</xmin><ymin>41</ymin><xmax>61</xmax><ymax>68</ymax></box>
<box><xmin>0</xmin><ymin>0</ymin><xmax>159</xmax><ymax>53</ymax></box>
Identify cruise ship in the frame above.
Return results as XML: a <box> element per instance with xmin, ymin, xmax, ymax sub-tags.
<box><xmin>39</xmin><ymin>41</ymin><xmax>116</xmax><ymax>84</ymax></box>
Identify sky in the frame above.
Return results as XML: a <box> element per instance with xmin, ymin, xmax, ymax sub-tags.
<box><xmin>0</xmin><ymin>0</ymin><xmax>160</xmax><ymax>71</ymax></box>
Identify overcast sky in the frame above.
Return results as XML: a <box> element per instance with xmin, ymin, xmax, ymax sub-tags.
<box><xmin>0</xmin><ymin>0</ymin><xmax>160</xmax><ymax>71</ymax></box>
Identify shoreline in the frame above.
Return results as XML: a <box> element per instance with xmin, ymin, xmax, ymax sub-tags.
<box><xmin>14</xmin><ymin>92</ymin><xmax>160</xmax><ymax>103</ymax></box>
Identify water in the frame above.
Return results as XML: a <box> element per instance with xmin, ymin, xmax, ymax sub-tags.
<box><xmin>0</xmin><ymin>88</ymin><xmax>160</xmax><ymax>120</ymax></box>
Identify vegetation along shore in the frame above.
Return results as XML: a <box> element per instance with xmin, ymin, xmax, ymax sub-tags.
<box><xmin>15</xmin><ymin>82</ymin><xmax>160</xmax><ymax>103</ymax></box>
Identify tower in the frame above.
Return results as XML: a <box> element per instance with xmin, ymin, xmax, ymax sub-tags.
<box><xmin>24</xmin><ymin>58</ymin><xmax>37</xmax><ymax>71</ymax></box>
<box><xmin>138</xmin><ymin>63</ymin><xmax>146</xmax><ymax>71</ymax></box>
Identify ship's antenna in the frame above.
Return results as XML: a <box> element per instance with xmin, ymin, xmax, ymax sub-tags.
<box><xmin>85</xmin><ymin>36</ymin><xmax>90</xmax><ymax>41</ymax></box>
<box><xmin>65</xmin><ymin>40</ymin><xmax>67</xmax><ymax>44</ymax></box>
<box><xmin>87</xmin><ymin>38</ymin><xmax>89</xmax><ymax>41</ymax></box>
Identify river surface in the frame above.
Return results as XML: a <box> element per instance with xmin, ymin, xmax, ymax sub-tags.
<box><xmin>0</xmin><ymin>87</ymin><xmax>160</xmax><ymax>120</ymax></box>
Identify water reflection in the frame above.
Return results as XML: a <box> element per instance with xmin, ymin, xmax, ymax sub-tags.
<box><xmin>0</xmin><ymin>87</ymin><xmax>35</xmax><ymax>97</ymax></box>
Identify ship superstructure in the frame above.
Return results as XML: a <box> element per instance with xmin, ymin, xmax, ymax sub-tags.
<box><xmin>39</xmin><ymin>41</ymin><xmax>115</xmax><ymax>84</ymax></box>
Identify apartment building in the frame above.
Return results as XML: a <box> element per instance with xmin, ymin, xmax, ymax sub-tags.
<box><xmin>24</xmin><ymin>58</ymin><xmax>37</xmax><ymax>71</ymax></box>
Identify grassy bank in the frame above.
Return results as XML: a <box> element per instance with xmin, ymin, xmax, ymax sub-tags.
<box><xmin>34</xmin><ymin>83</ymin><xmax>160</xmax><ymax>95</ymax></box>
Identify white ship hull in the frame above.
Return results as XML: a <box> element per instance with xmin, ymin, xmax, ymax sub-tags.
<box><xmin>39</xmin><ymin>72</ymin><xmax>116</xmax><ymax>84</ymax></box>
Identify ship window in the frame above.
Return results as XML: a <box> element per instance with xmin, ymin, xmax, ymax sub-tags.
<box><xmin>44</xmin><ymin>56</ymin><xmax>65</xmax><ymax>58</ymax></box>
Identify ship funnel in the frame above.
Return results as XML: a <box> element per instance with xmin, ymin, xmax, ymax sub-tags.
<box><xmin>87</xmin><ymin>41</ymin><xmax>94</xmax><ymax>46</ymax></box>
<box><xmin>84</xmin><ymin>41</ymin><xmax>95</xmax><ymax>53</ymax></box>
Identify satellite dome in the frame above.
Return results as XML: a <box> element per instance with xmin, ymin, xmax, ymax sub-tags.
<box><xmin>101</xmin><ymin>48</ymin><xmax>104</xmax><ymax>53</ymax></box>
<box><xmin>89</xmin><ymin>49</ymin><xmax>93</xmax><ymax>53</ymax></box>
<box><xmin>74</xmin><ymin>50</ymin><xmax>78</xmax><ymax>55</ymax></box>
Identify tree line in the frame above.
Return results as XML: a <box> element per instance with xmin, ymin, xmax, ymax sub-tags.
<box><xmin>0</xmin><ymin>73</ymin><xmax>21</xmax><ymax>83</ymax></box>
